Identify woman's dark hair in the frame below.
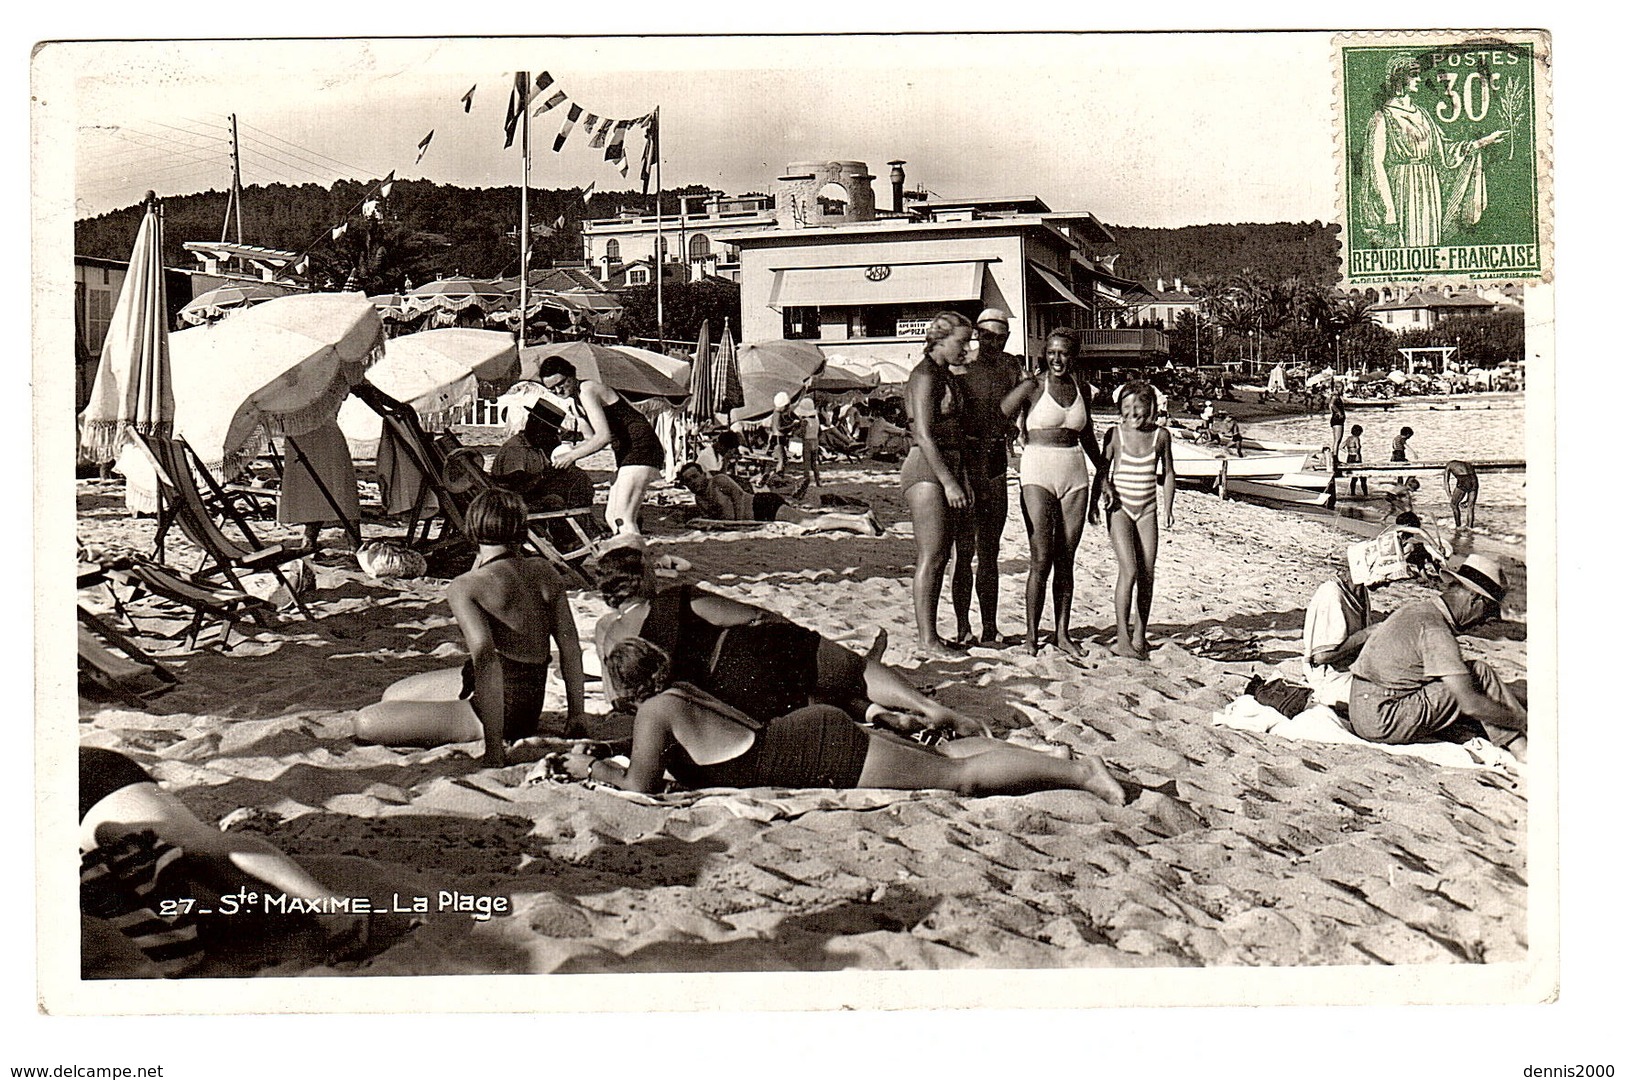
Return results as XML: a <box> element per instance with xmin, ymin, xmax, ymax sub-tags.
<box><xmin>592</xmin><ymin>547</ymin><xmax>648</xmax><ymax>607</ymax></box>
<box><xmin>921</xmin><ymin>310</ymin><xmax>972</xmax><ymax>359</ymax></box>
<box><xmin>537</xmin><ymin>356</ymin><xmax>578</xmax><ymax>384</ymax></box>
<box><xmin>605</xmin><ymin>637</ymin><xmax>673</xmax><ymax>709</ymax></box>
<box><xmin>465</xmin><ymin>488</ymin><xmax>527</xmax><ymax>545</ymax></box>
<box><xmin>1037</xmin><ymin>327</ymin><xmax>1080</xmax><ymax>372</ymax></box>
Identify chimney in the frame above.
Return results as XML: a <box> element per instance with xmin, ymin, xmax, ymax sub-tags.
<box><xmin>1174</xmin><ymin>277</ymin><xmax>1182</xmax><ymax>292</ymax></box>
<box><xmin>1156</xmin><ymin>277</ymin><xmax>1165</xmax><ymax>293</ymax></box>
<box><xmin>888</xmin><ymin>160</ymin><xmax>906</xmax><ymax>214</ymax></box>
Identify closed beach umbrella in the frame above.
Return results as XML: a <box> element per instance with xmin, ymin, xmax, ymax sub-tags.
<box><xmin>402</xmin><ymin>276</ymin><xmax>515</xmax><ymax>322</ymax></box>
<box><xmin>179</xmin><ymin>281</ymin><xmax>293</xmax><ymax>326</ymax></box>
<box><xmin>80</xmin><ymin>193</ymin><xmax>173</xmax><ymax>465</ymax></box>
<box><xmin>687</xmin><ymin>319</ymin><xmax>722</xmax><ymax>420</ymax></box>
<box><xmin>519</xmin><ymin>340</ymin><xmax>688</xmax><ymax>401</ymax></box>
<box><xmin>713</xmin><ymin>321</ymin><xmax>744</xmax><ymax>411</ymax></box>
<box><xmin>166</xmin><ymin>293</ymin><xmax>386</xmax><ymax>480</ymax></box>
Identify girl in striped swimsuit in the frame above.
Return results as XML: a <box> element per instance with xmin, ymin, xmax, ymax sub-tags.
<box><xmin>1091</xmin><ymin>382</ymin><xmax>1177</xmax><ymax>660</ymax></box>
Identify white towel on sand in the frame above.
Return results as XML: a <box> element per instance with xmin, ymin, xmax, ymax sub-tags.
<box><xmin>1213</xmin><ymin>695</ymin><xmax>1518</xmax><ymax>773</ymax></box>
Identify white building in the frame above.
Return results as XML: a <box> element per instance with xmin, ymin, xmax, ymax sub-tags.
<box><xmin>580</xmin><ymin>193</ymin><xmax>776</xmax><ymax>284</ymax></box>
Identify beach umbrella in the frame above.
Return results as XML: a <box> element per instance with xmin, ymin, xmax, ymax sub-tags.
<box><xmin>519</xmin><ymin>340</ymin><xmax>688</xmax><ymax>401</ymax></box>
<box><xmin>735</xmin><ymin>338</ymin><xmax>827</xmax><ymax>382</ymax></box>
<box><xmin>612</xmin><ymin>343</ymin><xmax>691</xmax><ymax>384</ymax></box>
<box><xmin>811</xmin><ymin>364</ymin><xmax>881</xmax><ymax>394</ymax></box>
<box><xmin>367</xmin><ymin>292</ymin><xmax>407</xmax><ymax>321</ymax></box>
<box><xmin>80</xmin><ymin>194</ymin><xmax>173</xmax><ymax>468</ymax></box>
<box><xmin>336</xmin><ymin>329</ymin><xmax>517</xmax><ymax>455</ymax></box>
<box><xmin>867</xmin><ymin>359</ymin><xmax>917</xmax><ymax>385</ymax></box>
<box><xmin>1305</xmin><ymin>369</ymin><xmax>1335</xmax><ymax>388</ymax></box>
<box><xmin>165</xmin><ymin>292</ymin><xmax>385</xmax><ymax>480</ymax></box>
<box><xmin>713</xmin><ymin>321</ymin><xmax>744</xmax><ymax>410</ymax></box>
<box><xmin>178</xmin><ymin>281</ymin><xmax>293</xmax><ymax>326</ymax></box>
<box><xmin>401</xmin><ymin>276</ymin><xmax>514</xmax><ymax>321</ymax></box>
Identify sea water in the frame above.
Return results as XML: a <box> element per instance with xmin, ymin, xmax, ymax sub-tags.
<box><xmin>1247</xmin><ymin>394</ymin><xmax>1528</xmax><ymax>548</ymax></box>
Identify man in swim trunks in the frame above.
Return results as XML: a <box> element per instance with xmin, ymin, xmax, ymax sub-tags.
<box><xmin>1445</xmin><ymin>459</ymin><xmax>1479</xmax><ymax>528</ymax></box>
<box><xmin>949</xmin><ymin>307</ymin><xmax>1025</xmax><ymax>644</ymax></box>
<box><xmin>1349</xmin><ymin>553</ymin><xmax>1527</xmax><ymax>762</ymax></box>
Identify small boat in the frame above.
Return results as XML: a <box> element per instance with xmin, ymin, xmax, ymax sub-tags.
<box><xmin>1342</xmin><ymin>397</ymin><xmax>1399</xmax><ymax>410</ymax></box>
<box><xmin>1171</xmin><ymin>440</ymin><xmax>1312</xmax><ymax>481</ymax></box>
<box><xmin>1223</xmin><ymin>475</ymin><xmax>1335</xmax><ymax>508</ymax></box>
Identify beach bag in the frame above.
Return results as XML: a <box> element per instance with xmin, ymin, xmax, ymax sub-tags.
<box><xmin>357</xmin><ymin>540</ymin><xmax>428</xmax><ymax>581</ymax></box>
<box><xmin>239</xmin><ymin>558</ymin><xmax>315</xmax><ymax>611</ymax></box>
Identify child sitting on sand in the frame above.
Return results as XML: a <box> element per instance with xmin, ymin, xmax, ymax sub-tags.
<box><xmin>1090</xmin><ymin>382</ymin><xmax>1177</xmax><ymax>661</ymax></box>
<box><xmin>354</xmin><ymin>489</ymin><xmax>588</xmax><ymax>766</ymax></box>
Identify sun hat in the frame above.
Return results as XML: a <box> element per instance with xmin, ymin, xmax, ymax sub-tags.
<box><xmin>794</xmin><ymin>397</ymin><xmax>817</xmax><ymax>418</ymax></box>
<box><xmin>1443</xmin><ymin>552</ymin><xmax>1507</xmax><ymax>606</ymax></box>
<box><xmin>975</xmin><ymin>307</ymin><xmax>1010</xmax><ymax>330</ymax></box>
<box><xmin>773</xmin><ymin>391</ymin><xmax>791</xmax><ymax>410</ymax></box>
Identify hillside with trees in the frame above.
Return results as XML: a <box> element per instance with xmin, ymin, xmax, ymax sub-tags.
<box><xmin>74</xmin><ymin>181</ymin><xmax>716</xmax><ymax>297</ymax></box>
<box><xmin>1104</xmin><ymin>221</ymin><xmax>1343</xmax><ymax>288</ymax></box>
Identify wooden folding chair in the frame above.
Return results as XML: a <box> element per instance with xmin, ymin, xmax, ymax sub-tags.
<box><xmin>101</xmin><ymin>557</ymin><xmax>275</xmax><ymax>649</ymax></box>
<box><xmin>77</xmin><ymin>607</ymin><xmax>179</xmax><ymax>707</ymax></box>
<box><xmin>140</xmin><ymin>437</ymin><xmax>317</xmax><ymax>622</ymax></box>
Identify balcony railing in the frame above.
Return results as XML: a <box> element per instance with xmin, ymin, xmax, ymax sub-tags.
<box><xmin>1075</xmin><ymin>328</ymin><xmax>1169</xmax><ymax>355</ymax></box>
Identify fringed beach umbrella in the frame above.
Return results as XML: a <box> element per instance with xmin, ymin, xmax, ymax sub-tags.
<box><xmin>166</xmin><ymin>293</ymin><xmax>385</xmax><ymax>480</ymax></box>
<box><xmin>80</xmin><ymin>192</ymin><xmax>173</xmax><ymax>466</ymax></box>
<box><xmin>178</xmin><ymin>281</ymin><xmax>293</xmax><ymax>326</ymax></box>
<box><xmin>811</xmin><ymin>364</ymin><xmax>881</xmax><ymax>394</ymax></box>
<box><xmin>337</xmin><ymin>328</ymin><xmax>518</xmax><ymax>456</ymax></box>
<box><xmin>367</xmin><ymin>292</ymin><xmax>407</xmax><ymax>321</ymax></box>
<box><xmin>401</xmin><ymin>276</ymin><xmax>514</xmax><ymax>322</ymax></box>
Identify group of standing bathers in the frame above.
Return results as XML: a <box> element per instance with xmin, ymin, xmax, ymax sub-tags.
<box><xmin>900</xmin><ymin>309</ymin><xmax>1177</xmax><ymax>661</ymax></box>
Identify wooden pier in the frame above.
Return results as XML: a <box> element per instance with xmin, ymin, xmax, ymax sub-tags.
<box><xmin>1339</xmin><ymin>458</ymin><xmax>1525</xmax><ymax>478</ymax></box>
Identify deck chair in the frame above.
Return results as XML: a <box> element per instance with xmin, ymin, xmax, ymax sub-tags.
<box><xmin>100</xmin><ymin>557</ymin><xmax>276</xmax><ymax>649</ymax></box>
<box><xmin>77</xmin><ymin>607</ymin><xmax>179</xmax><ymax>707</ymax></box>
<box><xmin>140</xmin><ymin>436</ymin><xmax>317</xmax><ymax>622</ymax></box>
<box><xmin>351</xmin><ymin>383</ymin><xmax>601</xmax><ymax>588</ymax></box>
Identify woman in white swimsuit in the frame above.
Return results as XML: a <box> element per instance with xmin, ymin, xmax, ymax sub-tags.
<box><xmin>999</xmin><ymin>329</ymin><xmax>1107</xmax><ymax>656</ymax></box>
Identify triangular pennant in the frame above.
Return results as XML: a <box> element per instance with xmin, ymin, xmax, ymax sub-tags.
<box><xmin>588</xmin><ymin>117</ymin><xmax>614</xmax><ymax>148</ymax></box>
<box><xmin>461</xmin><ymin>84</ymin><xmax>477</xmax><ymax>112</ymax></box>
<box><xmin>535</xmin><ymin>90</ymin><xmax>567</xmax><ymax>115</ymax></box>
<box><xmin>379</xmin><ymin>170</ymin><xmax>395</xmax><ymax>200</ymax></box>
<box><xmin>605</xmin><ymin>119</ymin><xmax>632</xmax><ymax>163</ymax></box>
<box><xmin>581</xmin><ymin>180</ymin><xmax>596</xmax><ymax>204</ymax></box>
<box><xmin>552</xmin><ymin>103</ymin><xmax>583</xmax><ymax>153</ymax></box>
<box><xmin>503</xmin><ymin>72</ymin><xmax>527</xmax><ymax>149</ymax></box>
<box><xmin>416</xmin><ymin>130</ymin><xmax>434</xmax><ymax>163</ymax></box>
<box><xmin>331</xmin><ymin>222</ymin><xmax>348</xmax><ymax>241</ymax></box>
<box><xmin>639</xmin><ymin>108</ymin><xmax>659</xmax><ymax>195</ymax></box>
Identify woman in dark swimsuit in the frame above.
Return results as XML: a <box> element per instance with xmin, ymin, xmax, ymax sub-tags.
<box><xmin>538</xmin><ymin>356</ymin><xmax>664</xmax><ymax>536</ymax></box>
<box><xmin>590</xmin><ymin>538</ymin><xmax>987</xmax><ymax>738</ymax></box>
<box><xmin>581</xmin><ymin>638</ymin><xmax>1126</xmax><ymax>803</ymax></box>
<box><xmin>901</xmin><ymin>311</ymin><xmax>976</xmax><ymax>657</ymax></box>
<box><xmin>356</xmin><ymin>489</ymin><xmax>589</xmax><ymax>765</ymax></box>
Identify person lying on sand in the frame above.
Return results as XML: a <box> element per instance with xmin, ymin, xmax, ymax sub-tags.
<box><xmin>590</xmin><ymin>536</ymin><xmax>986</xmax><ymax>740</ymax></box>
<box><xmin>355</xmin><ymin>489</ymin><xmax>589</xmax><ymax>766</ymax></box>
<box><xmin>80</xmin><ymin>747</ymin><xmax>401</xmax><ymax>978</ymax></box>
<box><xmin>571</xmin><ymin>637</ymin><xmax>1125</xmax><ymax>804</ymax></box>
<box><xmin>1348</xmin><ymin>553</ymin><xmax>1527</xmax><ymax>762</ymax></box>
<box><xmin>675</xmin><ymin>461</ymin><xmax>883</xmax><ymax>535</ymax></box>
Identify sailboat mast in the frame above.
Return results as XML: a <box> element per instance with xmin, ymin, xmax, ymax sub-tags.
<box><xmin>518</xmin><ymin>72</ymin><xmax>530</xmax><ymax>350</ymax></box>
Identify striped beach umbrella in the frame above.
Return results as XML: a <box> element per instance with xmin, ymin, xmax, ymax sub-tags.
<box><xmin>691</xmin><ymin>319</ymin><xmax>744</xmax><ymax>420</ymax></box>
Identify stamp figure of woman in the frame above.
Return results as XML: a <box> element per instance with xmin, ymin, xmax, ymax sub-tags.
<box><xmin>1361</xmin><ymin>56</ymin><xmax>1507</xmax><ymax>249</ymax></box>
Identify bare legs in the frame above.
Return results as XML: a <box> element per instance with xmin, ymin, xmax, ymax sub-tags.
<box><xmin>1107</xmin><ymin>508</ymin><xmax>1160</xmax><ymax>659</ymax></box>
<box><xmin>1019</xmin><ymin>485</ymin><xmax>1087</xmax><ymax>656</ymax></box>
<box><xmin>606</xmin><ymin>464</ymin><xmax>660</xmax><ymax>536</ymax></box>
<box><xmin>953</xmin><ymin>474</ymin><xmax>1008</xmax><ymax>644</ymax></box>
<box><xmin>907</xmin><ymin>482</ymin><xmax>960</xmax><ymax>657</ymax></box>
<box><xmin>856</xmin><ymin>729</ymin><xmax>1126</xmax><ymax>804</ymax></box>
<box><xmin>353</xmin><ymin>667</ymin><xmax>481</xmax><ymax>747</ymax></box>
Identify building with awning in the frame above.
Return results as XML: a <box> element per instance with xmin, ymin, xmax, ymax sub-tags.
<box><xmin>730</xmin><ymin>163</ymin><xmax>1165</xmax><ymax>375</ymax></box>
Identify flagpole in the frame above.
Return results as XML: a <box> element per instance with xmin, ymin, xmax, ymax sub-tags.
<box><xmin>518</xmin><ymin>72</ymin><xmax>530</xmax><ymax>350</ymax></box>
<box><xmin>654</xmin><ymin>108</ymin><xmax>664</xmax><ymax>350</ymax></box>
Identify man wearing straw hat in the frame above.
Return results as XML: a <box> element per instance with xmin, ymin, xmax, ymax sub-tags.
<box><xmin>1348</xmin><ymin>553</ymin><xmax>1528</xmax><ymax>761</ymax></box>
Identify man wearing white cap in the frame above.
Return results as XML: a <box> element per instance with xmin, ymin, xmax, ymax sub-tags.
<box><xmin>948</xmin><ymin>307</ymin><xmax>1024</xmax><ymax>644</ymax></box>
<box><xmin>1348</xmin><ymin>553</ymin><xmax>1527</xmax><ymax>761</ymax></box>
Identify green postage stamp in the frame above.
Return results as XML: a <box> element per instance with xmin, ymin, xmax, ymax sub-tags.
<box><xmin>1336</xmin><ymin>31</ymin><xmax>1551</xmax><ymax>284</ymax></box>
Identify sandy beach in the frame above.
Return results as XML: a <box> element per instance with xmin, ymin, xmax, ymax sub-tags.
<box><xmin>68</xmin><ymin>438</ymin><xmax>1532</xmax><ymax>982</ymax></box>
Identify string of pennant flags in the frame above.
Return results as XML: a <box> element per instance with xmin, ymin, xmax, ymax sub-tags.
<box><xmin>284</xmin><ymin>70</ymin><xmax>656</xmax><ymax>284</ymax></box>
